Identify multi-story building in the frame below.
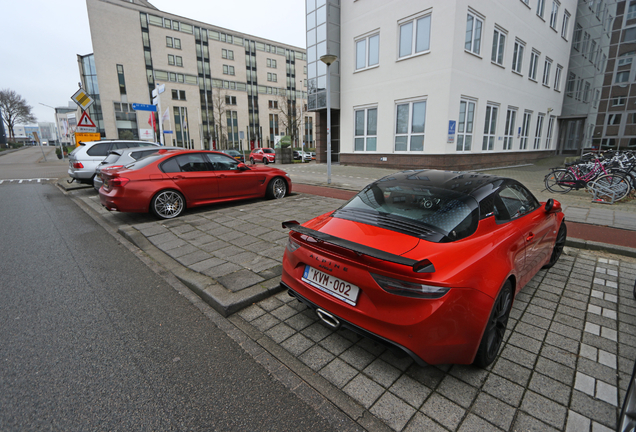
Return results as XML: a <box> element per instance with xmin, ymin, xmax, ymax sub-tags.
<box><xmin>592</xmin><ymin>0</ymin><xmax>636</xmax><ymax>151</ymax></box>
<box><xmin>85</xmin><ymin>0</ymin><xmax>314</xmax><ymax>151</ymax></box>
<box><xmin>307</xmin><ymin>0</ymin><xmax>577</xmax><ymax>170</ymax></box>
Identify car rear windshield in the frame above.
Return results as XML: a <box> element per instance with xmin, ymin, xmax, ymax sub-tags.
<box><xmin>334</xmin><ymin>180</ymin><xmax>479</xmax><ymax>243</ymax></box>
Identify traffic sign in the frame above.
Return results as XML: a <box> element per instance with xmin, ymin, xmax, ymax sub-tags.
<box><xmin>163</xmin><ymin>130</ymin><xmax>173</xmax><ymax>134</ymax></box>
<box><xmin>132</xmin><ymin>103</ymin><xmax>157</xmax><ymax>112</ymax></box>
<box><xmin>78</xmin><ymin>111</ymin><xmax>96</xmax><ymax>128</ymax></box>
<box><xmin>71</xmin><ymin>88</ymin><xmax>94</xmax><ymax>110</ymax></box>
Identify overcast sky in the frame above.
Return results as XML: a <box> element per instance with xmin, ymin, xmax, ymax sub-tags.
<box><xmin>1</xmin><ymin>0</ymin><xmax>306</xmax><ymax>125</ymax></box>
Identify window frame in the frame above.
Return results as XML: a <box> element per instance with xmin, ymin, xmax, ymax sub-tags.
<box><xmin>482</xmin><ymin>104</ymin><xmax>498</xmax><ymax>151</ymax></box>
<box><xmin>354</xmin><ymin>106</ymin><xmax>378</xmax><ymax>152</ymax></box>
<box><xmin>528</xmin><ymin>50</ymin><xmax>540</xmax><ymax>81</ymax></box>
<box><xmin>512</xmin><ymin>40</ymin><xmax>525</xmax><ymax>74</ymax></box>
<box><xmin>465</xmin><ymin>12</ymin><xmax>484</xmax><ymax>56</ymax></box>
<box><xmin>491</xmin><ymin>27</ymin><xmax>506</xmax><ymax>66</ymax></box>
<box><xmin>554</xmin><ymin>64</ymin><xmax>563</xmax><ymax>91</ymax></box>
<box><xmin>457</xmin><ymin>99</ymin><xmax>476</xmax><ymax>152</ymax></box>
<box><xmin>545</xmin><ymin>116</ymin><xmax>555</xmax><ymax>149</ymax></box>
<box><xmin>394</xmin><ymin>99</ymin><xmax>427</xmax><ymax>152</ymax></box>
<box><xmin>542</xmin><ymin>58</ymin><xmax>552</xmax><ymax>86</ymax></box>
<box><xmin>355</xmin><ymin>33</ymin><xmax>380</xmax><ymax>71</ymax></box>
<box><xmin>503</xmin><ymin>108</ymin><xmax>517</xmax><ymax>150</ymax></box>
<box><xmin>519</xmin><ymin>112</ymin><xmax>532</xmax><ymax>150</ymax></box>
<box><xmin>398</xmin><ymin>13</ymin><xmax>432</xmax><ymax>60</ymax></box>
<box><xmin>561</xmin><ymin>11</ymin><xmax>570</xmax><ymax>39</ymax></box>
<box><xmin>550</xmin><ymin>1</ymin><xmax>560</xmax><ymax>30</ymax></box>
<box><xmin>533</xmin><ymin>114</ymin><xmax>544</xmax><ymax>149</ymax></box>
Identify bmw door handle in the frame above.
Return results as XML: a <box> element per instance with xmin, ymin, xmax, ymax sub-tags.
<box><xmin>172</xmin><ymin>175</ymin><xmax>184</xmax><ymax>179</ymax></box>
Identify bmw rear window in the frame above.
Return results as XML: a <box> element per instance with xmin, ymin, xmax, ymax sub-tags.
<box><xmin>124</xmin><ymin>153</ymin><xmax>166</xmax><ymax>170</ymax></box>
<box><xmin>334</xmin><ymin>181</ymin><xmax>479</xmax><ymax>242</ymax></box>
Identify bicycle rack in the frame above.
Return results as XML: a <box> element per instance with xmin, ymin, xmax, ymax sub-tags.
<box><xmin>588</xmin><ymin>181</ymin><xmax>618</xmax><ymax>205</ymax></box>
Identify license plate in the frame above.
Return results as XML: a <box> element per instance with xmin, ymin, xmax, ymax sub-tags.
<box><xmin>302</xmin><ymin>265</ymin><xmax>360</xmax><ymax>306</ymax></box>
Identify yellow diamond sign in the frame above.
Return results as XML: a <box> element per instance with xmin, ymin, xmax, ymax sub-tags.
<box><xmin>71</xmin><ymin>88</ymin><xmax>94</xmax><ymax>110</ymax></box>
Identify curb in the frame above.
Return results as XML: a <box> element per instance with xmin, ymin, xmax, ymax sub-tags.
<box><xmin>566</xmin><ymin>237</ymin><xmax>636</xmax><ymax>259</ymax></box>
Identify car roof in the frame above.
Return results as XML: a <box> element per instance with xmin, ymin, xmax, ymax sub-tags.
<box><xmin>376</xmin><ymin>169</ymin><xmax>508</xmax><ymax>200</ymax></box>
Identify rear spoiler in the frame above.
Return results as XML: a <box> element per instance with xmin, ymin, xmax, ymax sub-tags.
<box><xmin>282</xmin><ymin>220</ymin><xmax>435</xmax><ymax>273</ymax></box>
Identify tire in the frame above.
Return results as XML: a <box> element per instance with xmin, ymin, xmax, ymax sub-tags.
<box><xmin>264</xmin><ymin>158</ymin><xmax>269</xmax><ymax>165</ymax></box>
<box><xmin>250</xmin><ymin>158</ymin><xmax>255</xmax><ymax>164</ymax></box>
<box><xmin>473</xmin><ymin>280</ymin><xmax>513</xmax><ymax>368</ymax></box>
<box><xmin>266</xmin><ymin>177</ymin><xmax>287</xmax><ymax>199</ymax></box>
<box><xmin>591</xmin><ymin>173</ymin><xmax>632</xmax><ymax>202</ymax></box>
<box><xmin>150</xmin><ymin>190</ymin><xmax>185</xmax><ymax>219</ymax></box>
<box><xmin>543</xmin><ymin>222</ymin><xmax>567</xmax><ymax>269</ymax></box>
<box><xmin>545</xmin><ymin>169</ymin><xmax>575</xmax><ymax>194</ymax></box>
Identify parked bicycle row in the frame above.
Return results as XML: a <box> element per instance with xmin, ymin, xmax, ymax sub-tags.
<box><xmin>544</xmin><ymin>150</ymin><xmax>636</xmax><ymax>204</ymax></box>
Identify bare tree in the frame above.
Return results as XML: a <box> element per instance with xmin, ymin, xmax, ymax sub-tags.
<box><xmin>0</xmin><ymin>89</ymin><xmax>37</xmax><ymax>140</ymax></box>
<box><xmin>211</xmin><ymin>87</ymin><xmax>228</xmax><ymax>149</ymax></box>
<box><xmin>276</xmin><ymin>91</ymin><xmax>301</xmax><ymax>147</ymax></box>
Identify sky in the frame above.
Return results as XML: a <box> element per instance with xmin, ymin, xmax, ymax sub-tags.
<box><xmin>1</xmin><ymin>0</ymin><xmax>306</xmax><ymax>126</ymax></box>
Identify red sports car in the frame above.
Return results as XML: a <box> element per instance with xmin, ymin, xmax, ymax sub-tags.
<box><xmin>281</xmin><ymin>170</ymin><xmax>566</xmax><ymax>367</ymax></box>
<box><xmin>99</xmin><ymin>148</ymin><xmax>291</xmax><ymax>219</ymax></box>
<box><xmin>249</xmin><ymin>148</ymin><xmax>276</xmax><ymax>164</ymax></box>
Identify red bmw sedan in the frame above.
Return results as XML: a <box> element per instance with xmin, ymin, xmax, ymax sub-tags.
<box><xmin>99</xmin><ymin>148</ymin><xmax>291</xmax><ymax>219</ymax></box>
<box><xmin>281</xmin><ymin>170</ymin><xmax>566</xmax><ymax>367</ymax></box>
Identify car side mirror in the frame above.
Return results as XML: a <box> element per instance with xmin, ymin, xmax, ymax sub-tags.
<box><xmin>545</xmin><ymin>198</ymin><xmax>561</xmax><ymax>213</ymax></box>
<box><xmin>237</xmin><ymin>163</ymin><xmax>249</xmax><ymax>171</ymax></box>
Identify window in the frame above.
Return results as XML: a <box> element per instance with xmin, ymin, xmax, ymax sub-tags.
<box><xmin>529</xmin><ymin>50</ymin><xmax>539</xmax><ymax>81</ymax></box>
<box><xmin>117</xmin><ymin>64</ymin><xmax>126</xmax><ymax>95</ymax></box>
<box><xmin>223</xmin><ymin>65</ymin><xmax>235</xmax><ymax>75</ymax></box>
<box><xmin>616</xmin><ymin>71</ymin><xmax>630</xmax><ymax>83</ymax></box>
<box><xmin>175</xmin><ymin>56</ymin><xmax>182</xmax><ymax>67</ymax></box>
<box><xmin>625</xmin><ymin>27</ymin><xmax>636</xmax><ymax>43</ymax></box>
<box><xmin>356</xmin><ymin>34</ymin><xmax>380</xmax><ymax>70</ymax></box>
<box><xmin>545</xmin><ymin>116</ymin><xmax>555</xmax><ymax>149</ymax></box>
<box><xmin>607</xmin><ymin>114</ymin><xmax>622</xmax><ymax>125</ymax></box>
<box><xmin>590</xmin><ymin>40</ymin><xmax>597</xmax><ymax>64</ymax></box>
<box><xmin>534</xmin><ymin>114</ymin><xmax>544</xmax><ymax>149</ymax></box>
<box><xmin>550</xmin><ymin>1</ymin><xmax>559</xmax><ymax>29</ymax></box>
<box><xmin>482</xmin><ymin>105</ymin><xmax>498</xmax><ymax>151</ymax></box>
<box><xmin>612</xmin><ymin>96</ymin><xmax>626</xmax><ymax>106</ymax></box>
<box><xmin>594</xmin><ymin>89</ymin><xmax>600</xmax><ymax>108</ymax></box>
<box><xmin>168</xmin><ymin>54</ymin><xmax>175</xmax><ymax>66</ymax></box>
<box><xmin>267</xmin><ymin>72</ymin><xmax>277</xmax><ymax>82</ymax></box>
<box><xmin>222</xmin><ymin>49</ymin><xmax>234</xmax><ymax>60</ymax></box>
<box><xmin>491</xmin><ymin>28</ymin><xmax>506</xmax><ymax>65</ymax></box>
<box><xmin>618</xmin><ymin>53</ymin><xmax>634</xmax><ymax>66</ymax></box>
<box><xmin>171</xmin><ymin>89</ymin><xmax>186</xmax><ymax>100</ymax></box>
<box><xmin>554</xmin><ymin>65</ymin><xmax>563</xmax><ymax>90</ymax></box>
<box><xmin>583</xmin><ymin>81</ymin><xmax>591</xmax><ymax>103</ymax></box>
<box><xmin>267</xmin><ymin>58</ymin><xmax>277</xmax><ymax>68</ymax></box>
<box><xmin>174</xmin><ymin>38</ymin><xmax>181</xmax><ymax>49</ymax></box>
<box><xmin>226</xmin><ymin>96</ymin><xmax>237</xmax><ymax>105</ymax></box>
<box><xmin>519</xmin><ymin>112</ymin><xmax>531</xmax><ymax>150</ymax></box>
<box><xmin>496</xmin><ymin>184</ymin><xmax>539</xmax><ymax>221</ymax></box>
<box><xmin>354</xmin><ymin>107</ymin><xmax>378</xmax><ymax>151</ymax></box>
<box><xmin>566</xmin><ymin>72</ymin><xmax>575</xmax><ymax>97</ymax></box>
<box><xmin>268</xmin><ymin>100</ymin><xmax>278</xmax><ymax>109</ymax></box>
<box><xmin>537</xmin><ymin>0</ymin><xmax>545</xmax><ymax>18</ymax></box>
<box><xmin>395</xmin><ymin>100</ymin><xmax>426</xmax><ymax>152</ymax></box>
<box><xmin>166</xmin><ymin>36</ymin><xmax>173</xmax><ymax>48</ymax></box>
<box><xmin>542</xmin><ymin>59</ymin><xmax>552</xmax><ymax>86</ymax></box>
<box><xmin>503</xmin><ymin>108</ymin><xmax>516</xmax><ymax>150</ymax></box>
<box><xmin>398</xmin><ymin>14</ymin><xmax>431</xmax><ymax>58</ymax></box>
<box><xmin>465</xmin><ymin>12</ymin><xmax>483</xmax><ymax>55</ymax></box>
<box><xmin>628</xmin><ymin>1</ymin><xmax>636</xmax><ymax>20</ymax></box>
<box><xmin>457</xmin><ymin>99</ymin><xmax>475</xmax><ymax>152</ymax></box>
<box><xmin>512</xmin><ymin>40</ymin><xmax>525</xmax><ymax>74</ymax></box>
<box><xmin>573</xmin><ymin>24</ymin><xmax>582</xmax><ymax>51</ymax></box>
<box><xmin>582</xmin><ymin>32</ymin><xmax>590</xmax><ymax>57</ymax></box>
<box><xmin>575</xmin><ymin>78</ymin><xmax>583</xmax><ymax>100</ymax></box>
<box><xmin>562</xmin><ymin>11</ymin><xmax>570</xmax><ymax>39</ymax></box>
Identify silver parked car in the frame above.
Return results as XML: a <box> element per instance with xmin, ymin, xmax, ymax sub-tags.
<box><xmin>68</xmin><ymin>140</ymin><xmax>159</xmax><ymax>184</ymax></box>
<box><xmin>93</xmin><ymin>147</ymin><xmax>165</xmax><ymax>191</ymax></box>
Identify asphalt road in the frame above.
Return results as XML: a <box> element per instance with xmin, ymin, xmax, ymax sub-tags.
<box><xmin>0</xmin><ymin>181</ymin><xmax>338</xmax><ymax>431</ymax></box>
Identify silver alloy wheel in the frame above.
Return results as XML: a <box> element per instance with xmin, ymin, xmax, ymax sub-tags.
<box><xmin>272</xmin><ymin>178</ymin><xmax>286</xmax><ymax>199</ymax></box>
<box><xmin>153</xmin><ymin>190</ymin><xmax>184</xmax><ymax>219</ymax></box>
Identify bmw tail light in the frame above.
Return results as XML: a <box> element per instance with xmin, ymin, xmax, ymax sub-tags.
<box><xmin>371</xmin><ymin>273</ymin><xmax>449</xmax><ymax>299</ymax></box>
<box><xmin>72</xmin><ymin>162</ymin><xmax>84</xmax><ymax>169</ymax></box>
<box><xmin>110</xmin><ymin>177</ymin><xmax>130</xmax><ymax>188</ymax></box>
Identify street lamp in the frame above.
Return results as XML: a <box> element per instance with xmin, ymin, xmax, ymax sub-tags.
<box><xmin>299</xmin><ymin>80</ymin><xmax>304</xmax><ymax>154</ymax></box>
<box><xmin>320</xmin><ymin>54</ymin><xmax>337</xmax><ymax>184</ymax></box>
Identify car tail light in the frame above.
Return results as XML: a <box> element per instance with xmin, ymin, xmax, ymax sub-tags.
<box><xmin>72</xmin><ymin>162</ymin><xmax>84</xmax><ymax>169</ymax></box>
<box><xmin>109</xmin><ymin>177</ymin><xmax>130</xmax><ymax>188</ymax></box>
<box><xmin>286</xmin><ymin>238</ymin><xmax>301</xmax><ymax>253</ymax></box>
<box><xmin>371</xmin><ymin>273</ymin><xmax>449</xmax><ymax>299</ymax></box>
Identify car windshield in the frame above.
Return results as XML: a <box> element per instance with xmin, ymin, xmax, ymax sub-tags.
<box><xmin>263</xmin><ymin>148</ymin><xmax>274</xmax><ymax>153</ymax></box>
<box><xmin>334</xmin><ymin>178</ymin><xmax>479</xmax><ymax>243</ymax></box>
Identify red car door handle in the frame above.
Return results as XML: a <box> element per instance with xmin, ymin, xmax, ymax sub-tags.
<box><xmin>218</xmin><ymin>174</ymin><xmax>226</xmax><ymax>178</ymax></box>
<box><xmin>172</xmin><ymin>175</ymin><xmax>184</xmax><ymax>179</ymax></box>
<box><xmin>526</xmin><ymin>233</ymin><xmax>534</xmax><ymax>242</ymax></box>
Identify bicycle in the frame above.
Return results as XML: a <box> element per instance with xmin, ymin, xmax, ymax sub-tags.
<box><xmin>544</xmin><ymin>157</ymin><xmax>610</xmax><ymax>194</ymax></box>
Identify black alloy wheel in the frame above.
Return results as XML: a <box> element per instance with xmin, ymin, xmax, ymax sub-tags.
<box><xmin>473</xmin><ymin>280</ymin><xmax>513</xmax><ymax>368</ymax></box>
<box><xmin>543</xmin><ymin>222</ymin><xmax>567</xmax><ymax>269</ymax></box>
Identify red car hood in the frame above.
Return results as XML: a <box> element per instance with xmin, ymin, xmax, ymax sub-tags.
<box><xmin>304</xmin><ymin>212</ymin><xmax>420</xmax><ymax>256</ymax></box>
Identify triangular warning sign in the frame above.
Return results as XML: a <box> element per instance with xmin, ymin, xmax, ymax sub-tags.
<box><xmin>78</xmin><ymin>111</ymin><xmax>96</xmax><ymax>128</ymax></box>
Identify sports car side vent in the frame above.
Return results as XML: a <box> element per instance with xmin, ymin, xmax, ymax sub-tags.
<box><xmin>281</xmin><ymin>220</ymin><xmax>435</xmax><ymax>273</ymax></box>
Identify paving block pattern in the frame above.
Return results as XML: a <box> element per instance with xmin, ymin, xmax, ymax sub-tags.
<box><xmin>238</xmin><ymin>251</ymin><xmax>636</xmax><ymax>431</ymax></box>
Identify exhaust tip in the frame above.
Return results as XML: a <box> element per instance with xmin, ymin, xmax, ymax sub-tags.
<box><xmin>316</xmin><ymin>308</ymin><xmax>340</xmax><ymax>329</ymax></box>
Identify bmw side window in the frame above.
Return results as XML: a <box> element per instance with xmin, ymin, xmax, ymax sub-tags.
<box><xmin>87</xmin><ymin>143</ymin><xmax>110</xmax><ymax>156</ymax></box>
<box><xmin>161</xmin><ymin>157</ymin><xmax>181</xmax><ymax>173</ymax></box>
<box><xmin>205</xmin><ymin>153</ymin><xmax>239</xmax><ymax>171</ymax></box>
<box><xmin>175</xmin><ymin>154</ymin><xmax>210</xmax><ymax>172</ymax></box>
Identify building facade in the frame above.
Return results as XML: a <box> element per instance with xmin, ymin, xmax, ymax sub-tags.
<box><xmin>308</xmin><ymin>0</ymin><xmax>578</xmax><ymax>170</ymax></box>
<box><xmin>85</xmin><ymin>0</ymin><xmax>315</xmax><ymax>151</ymax></box>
